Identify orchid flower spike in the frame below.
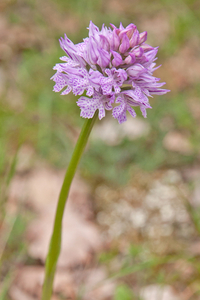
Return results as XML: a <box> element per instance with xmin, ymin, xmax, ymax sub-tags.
<box><xmin>52</xmin><ymin>21</ymin><xmax>169</xmax><ymax>124</ymax></box>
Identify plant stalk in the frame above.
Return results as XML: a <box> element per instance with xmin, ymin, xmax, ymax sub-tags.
<box><xmin>41</xmin><ymin>111</ymin><xmax>98</xmax><ymax>300</ymax></box>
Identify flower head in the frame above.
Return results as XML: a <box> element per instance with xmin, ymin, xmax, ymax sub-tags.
<box><xmin>52</xmin><ymin>21</ymin><xmax>169</xmax><ymax>123</ymax></box>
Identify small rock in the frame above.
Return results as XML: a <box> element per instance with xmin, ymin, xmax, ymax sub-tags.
<box><xmin>163</xmin><ymin>131</ymin><xmax>193</xmax><ymax>154</ymax></box>
<box><xmin>190</xmin><ymin>179</ymin><xmax>200</xmax><ymax>207</ymax></box>
<box><xmin>9</xmin><ymin>286</ymin><xmax>35</xmax><ymax>300</ymax></box>
<box><xmin>140</xmin><ymin>284</ymin><xmax>181</xmax><ymax>300</ymax></box>
<box><xmin>92</xmin><ymin>118</ymin><xmax>121</xmax><ymax>146</ymax></box>
<box><xmin>92</xmin><ymin>117</ymin><xmax>150</xmax><ymax>146</ymax></box>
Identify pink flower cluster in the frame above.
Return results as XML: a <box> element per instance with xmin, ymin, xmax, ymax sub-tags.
<box><xmin>52</xmin><ymin>21</ymin><xmax>169</xmax><ymax>123</ymax></box>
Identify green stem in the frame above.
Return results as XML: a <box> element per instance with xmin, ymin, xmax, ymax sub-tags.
<box><xmin>41</xmin><ymin>111</ymin><xmax>98</xmax><ymax>300</ymax></box>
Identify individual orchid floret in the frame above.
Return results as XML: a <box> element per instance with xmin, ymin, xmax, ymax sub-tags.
<box><xmin>77</xmin><ymin>91</ymin><xmax>114</xmax><ymax>120</ymax></box>
<box><xmin>52</xmin><ymin>21</ymin><xmax>169</xmax><ymax>123</ymax></box>
<box><xmin>100</xmin><ymin>68</ymin><xmax>127</xmax><ymax>95</ymax></box>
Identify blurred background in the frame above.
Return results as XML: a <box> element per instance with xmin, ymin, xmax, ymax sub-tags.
<box><xmin>1</xmin><ymin>0</ymin><xmax>200</xmax><ymax>299</ymax></box>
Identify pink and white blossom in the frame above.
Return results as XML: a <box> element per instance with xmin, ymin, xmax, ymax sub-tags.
<box><xmin>52</xmin><ymin>21</ymin><xmax>169</xmax><ymax>123</ymax></box>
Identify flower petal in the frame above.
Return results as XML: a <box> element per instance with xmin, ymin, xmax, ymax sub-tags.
<box><xmin>119</xmin><ymin>34</ymin><xmax>130</xmax><ymax>53</ymax></box>
<box><xmin>97</xmin><ymin>49</ymin><xmax>110</xmax><ymax>68</ymax></box>
<box><xmin>111</xmin><ymin>50</ymin><xmax>123</xmax><ymax>67</ymax></box>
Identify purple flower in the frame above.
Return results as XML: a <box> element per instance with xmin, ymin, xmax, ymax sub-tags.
<box><xmin>52</xmin><ymin>21</ymin><xmax>169</xmax><ymax>124</ymax></box>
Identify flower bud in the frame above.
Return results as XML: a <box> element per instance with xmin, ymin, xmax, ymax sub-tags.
<box><xmin>110</xmin><ymin>28</ymin><xmax>120</xmax><ymax>51</ymax></box>
<box><xmin>119</xmin><ymin>33</ymin><xmax>130</xmax><ymax>53</ymax></box>
<box><xmin>97</xmin><ymin>49</ymin><xmax>110</xmax><ymax>68</ymax></box>
<box><xmin>131</xmin><ymin>46</ymin><xmax>144</xmax><ymax>57</ymax></box>
<box><xmin>141</xmin><ymin>43</ymin><xmax>154</xmax><ymax>52</ymax></box>
<box><xmin>119</xmin><ymin>23</ymin><xmax>136</xmax><ymax>39</ymax></box>
<box><xmin>88</xmin><ymin>21</ymin><xmax>99</xmax><ymax>37</ymax></box>
<box><xmin>126</xmin><ymin>63</ymin><xmax>146</xmax><ymax>78</ymax></box>
<box><xmin>129</xmin><ymin>29</ymin><xmax>139</xmax><ymax>48</ymax></box>
<box><xmin>124</xmin><ymin>52</ymin><xmax>136</xmax><ymax>64</ymax></box>
<box><xmin>138</xmin><ymin>31</ymin><xmax>147</xmax><ymax>44</ymax></box>
<box><xmin>99</xmin><ymin>35</ymin><xmax>110</xmax><ymax>51</ymax></box>
<box><xmin>145</xmin><ymin>48</ymin><xmax>158</xmax><ymax>62</ymax></box>
<box><xmin>85</xmin><ymin>37</ymin><xmax>99</xmax><ymax>65</ymax></box>
<box><xmin>111</xmin><ymin>50</ymin><xmax>123</xmax><ymax>67</ymax></box>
